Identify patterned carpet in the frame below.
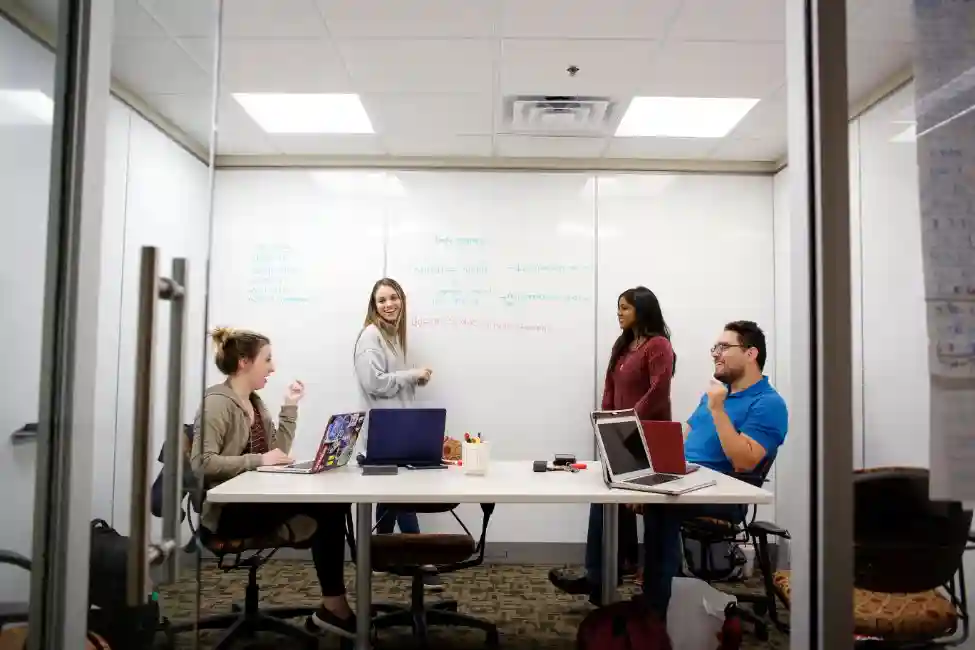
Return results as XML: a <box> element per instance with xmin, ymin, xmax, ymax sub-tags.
<box><xmin>157</xmin><ymin>560</ymin><xmax>789</xmax><ymax>649</ymax></box>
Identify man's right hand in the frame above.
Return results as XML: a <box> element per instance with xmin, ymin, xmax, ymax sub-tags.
<box><xmin>261</xmin><ymin>449</ymin><xmax>293</xmax><ymax>466</ymax></box>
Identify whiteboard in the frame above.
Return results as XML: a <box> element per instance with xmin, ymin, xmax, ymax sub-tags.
<box><xmin>595</xmin><ymin>174</ymin><xmax>777</xmax><ymax>422</ymax></box>
<box><xmin>384</xmin><ymin>171</ymin><xmax>597</xmax><ymax>542</ymax></box>
<box><xmin>207</xmin><ymin>169</ymin><xmax>777</xmax><ymax>544</ymax></box>
<box><xmin>209</xmin><ymin>171</ymin><xmax>385</xmax><ymax>463</ymax></box>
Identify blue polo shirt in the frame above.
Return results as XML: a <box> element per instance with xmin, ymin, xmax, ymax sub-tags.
<box><xmin>684</xmin><ymin>376</ymin><xmax>788</xmax><ymax>474</ymax></box>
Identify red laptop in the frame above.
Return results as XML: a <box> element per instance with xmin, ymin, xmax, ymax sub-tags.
<box><xmin>640</xmin><ymin>421</ymin><xmax>699</xmax><ymax>475</ymax></box>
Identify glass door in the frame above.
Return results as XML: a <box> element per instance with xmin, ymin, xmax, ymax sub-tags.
<box><xmin>0</xmin><ymin>0</ymin><xmax>219</xmax><ymax>647</ymax></box>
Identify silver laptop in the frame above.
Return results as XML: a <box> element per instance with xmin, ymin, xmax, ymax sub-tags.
<box><xmin>592</xmin><ymin>409</ymin><xmax>716</xmax><ymax>495</ymax></box>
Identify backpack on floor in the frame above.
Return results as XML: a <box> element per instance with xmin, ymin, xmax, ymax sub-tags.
<box><xmin>682</xmin><ymin>537</ymin><xmax>746</xmax><ymax>582</ymax></box>
<box><xmin>577</xmin><ymin>596</ymin><xmax>672</xmax><ymax>650</ymax></box>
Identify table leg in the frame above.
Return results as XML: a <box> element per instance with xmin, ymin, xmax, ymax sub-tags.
<box><xmin>355</xmin><ymin>502</ymin><xmax>373</xmax><ymax>650</ymax></box>
<box><xmin>600</xmin><ymin>503</ymin><xmax>619</xmax><ymax>605</ymax></box>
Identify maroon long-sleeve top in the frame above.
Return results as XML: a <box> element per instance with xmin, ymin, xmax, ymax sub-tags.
<box><xmin>601</xmin><ymin>335</ymin><xmax>675</xmax><ymax>421</ymax></box>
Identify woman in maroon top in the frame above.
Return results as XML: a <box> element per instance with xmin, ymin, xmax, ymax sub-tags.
<box><xmin>603</xmin><ymin>286</ymin><xmax>676</xmax><ymax>575</ymax></box>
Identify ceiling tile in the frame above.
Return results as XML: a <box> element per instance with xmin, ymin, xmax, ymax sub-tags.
<box><xmin>383</xmin><ymin>134</ymin><xmax>493</xmax><ymax>157</ymax></box>
<box><xmin>176</xmin><ymin>37</ymin><xmax>216</xmax><ymax>74</ymax></box>
<box><xmin>113</xmin><ymin>0</ymin><xmax>166</xmax><ymax>39</ymax></box>
<box><xmin>141</xmin><ymin>0</ymin><xmax>217</xmax><ymax>38</ymax></box>
<box><xmin>221</xmin><ymin>0</ymin><xmax>326</xmax><ymax>38</ymax></box>
<box><xmin>268</xmin><ymin>134</ymin><xmax>386</xmax><ymax>155</ymax></box>
<box><xmin>729</xmin><ymin>88</ymin><xmax>785</xmax><ymax>140</ymax></box>
<box><xmin>361</xmin><ymin>93</ymin><xmax>494</xmax><ymax>136</ymax></box>
<box><xmin>500</xmin><ymin>0</ymin><xmax>681</xmax><ymax>39</ymax></box>
<box><xmin>604</xmin><ymin>137</ymin><xmax>717</xmax><ymax>160</ymax></box>
<box><xmin>336</xmin><ymin>39</ymin><xmax>495</xmax><ymax>93</ymax></box>
<box><xmin>141</xmin><ymin>92</ymin><xmax>211</xmax><ymax>145</ymax></box>
<box><xmin>218</xmin><ymin>39</ymin><xmax>351</xmax><ymax>93</ymax></box>
<box><xmin>112</xmin><ymin>38</ymin><xmax>210</xmax><ymax>95</ymax></box>
<box><xmin>709</xmin><ymin>137</ymin><xmax>783</xmax><ymax>162</ymax></box>
<box><xmin>667</xmin><ymin>0</ymin><xmax>785</xmax><ymax>42</ymax></box>
<box><xmin>495</xmin><ymin>134</ymin><xmax>606</xmax><ymax>158</ymax></box>
<box><xmin>848</xmin><ymin>0</ymin><xmax>915</xmax><ymax>43</ymax></box>
<box><xmin>847</xmin><ymin>39</ymin><xmax>914</xmax><ymax>107</ymax></box>
<box><xmin>500</xmin><ymin>39</ymin><xmax>656</xmax><ymax>96</ymax></box>
<box><xmin>145</xmin><ymin>93</ymin><xmax>283</xmax><ymax>155</ymax></box>
<box><xmin>316</xmin><ymin>0</ymin><xmax>497</xmax><ymax>39</ymax></box>
<box><xmin>644</xmin><ymin>41</ymin><xmax>784</xmax><ymax>97</ymax></box>
<box><xmin>216</xmin><ymin>96</ymin><xmax>282</xmax><ymax>154</ymax></box>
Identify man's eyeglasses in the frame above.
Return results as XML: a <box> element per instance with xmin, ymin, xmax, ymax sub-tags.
<box><xmin>711</xmin><ymin>343</ymin><xmax>745</xmax><ymax>355</ymax></box>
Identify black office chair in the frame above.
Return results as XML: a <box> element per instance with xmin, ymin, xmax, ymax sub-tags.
<box><xmin>153</xmin><ymin>424</ymin><xmax>347</xmax><ymax>650</ymax></box>
<box><xmin>774</xmin><ymin>467</ymin><xmax>972</xmax><ymax>648</ymax></box>
<box><xmin>679</xmin><ymin>454</ymin><xmax>789</xmax><ymax>640</ymax></box>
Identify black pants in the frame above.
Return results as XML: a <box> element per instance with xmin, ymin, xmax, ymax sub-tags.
<box><xmin>214</xmin><ymin>503</ymin><xmax>349</xmax><ymax>597</ymax></box>
<box><xmin>618</xmin><ymin>505</ymin><xmax>640</xmax><ymax>571</ymax></box>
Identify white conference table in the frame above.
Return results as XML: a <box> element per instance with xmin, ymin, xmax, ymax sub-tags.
<box><xmin>207</xmin><ymin>461</ymin><xmax>773</xmax><ymax>649</ymax></box>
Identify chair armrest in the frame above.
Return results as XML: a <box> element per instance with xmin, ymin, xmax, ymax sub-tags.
<box><xmin>747</xmin><ymin>520</ymin><xmax>790</xmax><ymax>539</ymax></box>
<box><xmin>0</xmin><ymin>550</ymin><xmax>31</xmax><ymax>572</ymax></box>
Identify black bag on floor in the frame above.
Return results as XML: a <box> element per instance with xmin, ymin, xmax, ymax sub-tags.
<box><xmin>682</xmin><ymin>537</ymin><xmax>746</xmax><ymax>582</ymax></box>
<box><xmin>87</xmin><ymin>519</ymin><xmax>160</xmax><ymax>650</ymax></box>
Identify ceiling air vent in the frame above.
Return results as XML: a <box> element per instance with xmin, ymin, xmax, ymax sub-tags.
<box><xmin>504</xmin><ymin>95</ymin><xmax>616</xmax><ymax>135</ymax></box>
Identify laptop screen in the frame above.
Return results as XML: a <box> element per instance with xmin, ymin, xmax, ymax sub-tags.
<box><xmin>315</xmin><ymin>412</ymin><xmax>365</xmax><ymax>469</ymax></box>
<box><xmin>595</xmin><ymin>418</ymin><xmax>652</xmax><ymax>476</ymax></box>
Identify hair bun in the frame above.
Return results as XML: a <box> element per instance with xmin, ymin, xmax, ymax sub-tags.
<box><xmin>210</xmin><ymin>327</ymin><xmax>235</xmax><ymax>353</ymax></box>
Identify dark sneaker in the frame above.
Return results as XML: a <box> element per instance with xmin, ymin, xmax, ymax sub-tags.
<box><xmin>548</xmin><ymin>567</ymin><xmax>596</xmax><ymax>596</ymax></box>
<box><xmin>309</xmin><ymin>605</ymin><xmax>356</xmax><ymax>636</ymax></box>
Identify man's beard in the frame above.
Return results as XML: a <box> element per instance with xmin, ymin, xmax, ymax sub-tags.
<box><xmin>714</xmin><ymin>366</ymin><xmax>740</xmax><ymax>384</ymax></box>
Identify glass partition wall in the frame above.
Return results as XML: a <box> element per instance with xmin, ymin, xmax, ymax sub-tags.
<box><xmin>13</xmin><ymin>0</ymin><xmax>950</xmax><ymax>647</ymax></box>
<box><xmin>0</xmin><ymin>0</ymin><xmax>219</xmax><ymax>647</ymax></box>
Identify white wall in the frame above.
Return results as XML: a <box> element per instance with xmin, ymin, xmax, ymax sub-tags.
<box><xmin>209</xmin><ymin>169</ymin><xmax>778</xmax><ymax>544</ymax></box>
<box><xmin>105</xmin><ymin>106</ymin><xmax>211</xmax><ymax>538</ymax></box>
<box><xmin>0</xmin><ymin>13</ymin><xmax>210</xmax><ymax>603</ymax></box>
<box><xmin>0</xmin><ymin>14</ymin><xmax>55</xmax><ymax>602</ymax></box>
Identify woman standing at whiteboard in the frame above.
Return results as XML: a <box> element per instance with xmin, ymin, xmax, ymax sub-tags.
<box><xmin>602</xmin><ymin>286</ymin><xmax>677</xmax><ymax>579</ymax></box>
<box><xmin>353</xmin><ymin>278</ymin><xmax>443</xmax><ymax>590</ymax></box>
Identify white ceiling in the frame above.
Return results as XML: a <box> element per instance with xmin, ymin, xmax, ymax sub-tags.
<box><xmin>14</xmin><ymin>0</ymin><xmax>914</xmax><ymax>162</ymax></box>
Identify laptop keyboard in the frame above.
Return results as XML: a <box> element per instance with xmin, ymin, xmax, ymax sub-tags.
<box><xmin>628</xmin><ymin>473</ymin><xmax>681</xmax><ymax>486</ymax></box>
<box><xmin>289</xmin><ymin>460</ymin><xmax>314</xmax><ymax>470</ymax></box>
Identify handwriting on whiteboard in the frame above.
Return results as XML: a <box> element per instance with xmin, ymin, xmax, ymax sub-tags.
<box><xmin>410</xmin><ymin>316</ymin><xmax>548</xmax><ymax>333</ymax></box>
<box><xmin>247</xmin><ymin>244</ymin><xmax>308</xmax><ymax>304</ymax></box>
<box><xmin>434</xmin><ymin>235</ymin><xmax>485</xmax><ymax>246</ymax></box>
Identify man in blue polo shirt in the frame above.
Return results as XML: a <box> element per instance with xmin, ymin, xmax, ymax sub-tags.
<box><xmin>550</xmin><ymin>320</ymin><xmax>789</xmax><ymax>616</ymax></box>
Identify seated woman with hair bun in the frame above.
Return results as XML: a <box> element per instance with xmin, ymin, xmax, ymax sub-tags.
<box><xmin>190</xmin><ymin>326</ymin><xmax>355</xmax><ymax>635</ymax></box>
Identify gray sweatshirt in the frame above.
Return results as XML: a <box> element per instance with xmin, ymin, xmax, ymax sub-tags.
<box><xmin>353</xmin><ymin>323</ymin><xmax>418</xmax><ymax>410</ymax></box>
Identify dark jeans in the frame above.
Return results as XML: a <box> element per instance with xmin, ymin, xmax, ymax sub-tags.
<box><xmin>584</xmin><ymin>502</ymin><xmax>745</xmax><ymax>612</ymax></box>
<box><xmin>214</xmin><ymin>502</ymin><xmax>350</xmax><ymax>597</ymax></box>
<box><xmin>375</xmin><ymin>504</ymin><xmax>421</xmax><ymax>534</ymax></box>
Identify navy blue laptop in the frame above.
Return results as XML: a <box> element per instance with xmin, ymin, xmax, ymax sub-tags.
<box><xmin>365</xmin><ymin>408</ymin><xmax>447</xmax><ymax>466</ymax></box>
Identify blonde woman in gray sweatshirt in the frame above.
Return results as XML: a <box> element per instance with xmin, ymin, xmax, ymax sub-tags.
<box><xmin>353</xmin><ymin>278</ymin><xmax>443</xmax><ymax>590</ymax></box>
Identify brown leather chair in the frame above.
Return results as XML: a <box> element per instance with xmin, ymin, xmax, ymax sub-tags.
<box><xmin>359</xmin><ymin>503</ymin><xmax>499</xmax><ymax>648</ymax></box>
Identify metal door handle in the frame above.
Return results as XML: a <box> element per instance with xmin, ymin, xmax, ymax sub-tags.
<box><xmin>160</xmin><ymin>258</ymin><xmax>187</xmax><ymax>585</ymax></box>
<box><xmin>127</xmin><ymin>248</ymin><xmax>188</xmax><ymax>606</ymax></box>
<box><xmin>127</xmin><ymin>247</ymin><xmax>158</xmax><ymax>607</ymax></box>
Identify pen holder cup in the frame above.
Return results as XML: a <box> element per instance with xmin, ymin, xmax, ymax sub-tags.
<box><xmin>462</xmin><ymin>441</ymin><xmax>491</xmax><ymax>475</ymax></box>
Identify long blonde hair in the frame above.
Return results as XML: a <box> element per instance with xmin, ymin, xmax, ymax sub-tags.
<box><xmin>362</xmin><ymin>278</ymin><xmax>408</xmax><ymax>357</ymax></box>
